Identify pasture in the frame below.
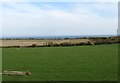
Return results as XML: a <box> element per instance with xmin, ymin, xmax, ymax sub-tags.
<box><xmin>2</xmin><ymin>44</ymin><xmax>118</xmax><ymax>81</ymax></box>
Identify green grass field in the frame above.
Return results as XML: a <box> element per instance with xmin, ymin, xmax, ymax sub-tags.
<box><xmin>2</xmin><ymin>44</ymin><xmax>118</xmax><ymax>81</ymax></box>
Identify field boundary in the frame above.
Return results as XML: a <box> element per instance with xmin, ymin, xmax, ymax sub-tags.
<box><xmin>0</xmin><ymin>36</ymin><xmax>119</xmax><ymax>48</ymax></box>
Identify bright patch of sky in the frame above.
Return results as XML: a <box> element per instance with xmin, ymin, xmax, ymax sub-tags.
<box><xmin>1</xmin><ymin>1</ymin><xmax>118</xmax><ymax>37</ymax></box>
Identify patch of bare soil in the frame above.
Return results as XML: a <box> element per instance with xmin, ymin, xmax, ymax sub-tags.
<box><xmin>2</xmin><ymin>70</ymin><xmax>31</xmax><ymax>76</ymax></box>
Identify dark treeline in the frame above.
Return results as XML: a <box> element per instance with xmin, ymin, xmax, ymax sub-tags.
<box><xmin>1</xmin><ymin>36</ymin><xmax>112</xmax><ymax>40</ymax></box>
<box><xmin>89</xmin><ymin>36</ymin><xmax>119</xmax><ymax>45</ymax></box>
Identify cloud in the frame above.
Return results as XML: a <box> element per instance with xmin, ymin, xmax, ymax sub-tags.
<box><xmin>1</xmin><ymin>2</ymin><xmax>118</xmax><ymax>37</ymax></box>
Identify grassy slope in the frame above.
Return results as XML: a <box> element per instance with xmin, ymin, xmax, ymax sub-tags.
<box><xmin>2</xmin><ymin>44</ymin><xmax>118</xmax><ymax>81</ymax></box>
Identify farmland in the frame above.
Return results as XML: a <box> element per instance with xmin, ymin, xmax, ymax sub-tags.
<box><xmin>2</xmin><ymin>44</ymin><xmax>118</xmax><ymax>81</ymax></box>
<box><xmin>0</xmin><ymin>39</ymin><xmax>89</xmax><ymax>47</ymax></box>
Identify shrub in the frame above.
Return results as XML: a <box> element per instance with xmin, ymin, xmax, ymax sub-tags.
<box><xmin>31</xmin><ymin>44</ymin><xmax>37</xmax><ymax>47</ymax></box>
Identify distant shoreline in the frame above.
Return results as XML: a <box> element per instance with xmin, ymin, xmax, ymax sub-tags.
<box><xmin>1</xmin><ymin>35</ymin><xmax>117</xmax><ymax>40</ymax></box>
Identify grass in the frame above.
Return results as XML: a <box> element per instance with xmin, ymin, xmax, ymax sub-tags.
<box><xmin>2</xmin><ymin>44</ymin><xmax>118</xmax><ymax>81</ymax></box>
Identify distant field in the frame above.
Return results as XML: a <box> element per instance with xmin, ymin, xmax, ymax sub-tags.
<box><xmin>2</xmin><ymin>44</ymin><xmax>118</xmax><ymax>81</ymax></box>
<box><xmin>0</xmin><ymin>39</ymin><xmax>89</xmax><ymax>47</ymax></box>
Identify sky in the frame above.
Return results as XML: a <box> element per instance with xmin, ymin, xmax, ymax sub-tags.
<box><xmin>0</xmin><ymin>0</ymin><xmax>118</xmax><ymax>37</ymax></box>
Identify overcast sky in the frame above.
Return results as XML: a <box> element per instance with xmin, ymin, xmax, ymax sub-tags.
<box><xmin>1</xmin><ymin>1</ymin><xmax>118</xmax><ymax>37</ymax></box>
